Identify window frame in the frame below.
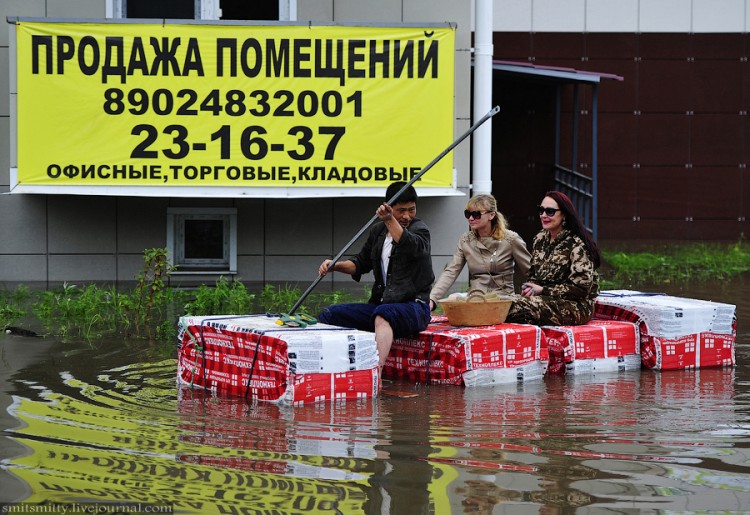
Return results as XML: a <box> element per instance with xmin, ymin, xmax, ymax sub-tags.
<box><xmin>106</xmin><ymin>0</ymin><xmax>296</xmax><ymax>21</ymax></box>
<box><xmin>167</xmin><ymin>207</ymin><xmax>238</xmax><ymax>274</ymax></box>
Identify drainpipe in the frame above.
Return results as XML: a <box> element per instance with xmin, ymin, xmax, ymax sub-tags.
<box><xmin>472</xmin><ymin>0</ymin><xmax>494</xmax><ymax>194</ymax></box>
<box><xmin>280</xmin><ymin>0</ymin><xmax>297</xmax><ymax>21</ymax></box>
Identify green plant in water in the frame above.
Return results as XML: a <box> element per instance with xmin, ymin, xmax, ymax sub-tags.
<box><xmin>32</xmin><ymin>283</ymin><xmax>120</xmax><ymax>341</ymax></box>
<box><xmin>600</xmin><ymin>236</ymin><xmax>750</xmax><ymax>288</ymax></box>
<box><xmin>156</xmin><ymin>320</ymin><xmax>176</xmax><ymax>341</ymax></box>
<box><xmin>254</xmin><ymin>283</ymin><xmax>368</xmax><ymax>317</ymax></box>
<box><xmin>0</xmin><ymin>285</ymin><xmax>31</xmax><ymax>328</ymax></box>
<box><xmin>0</xmin><ymin>303</ymin><xmax>24</xmax><ymax>329</ymax></box>
<box><xmin>127</xmin><ymin>247</ymin><xmax>177</xmax><ymax>338</ymax></box>
<box><xmin>184</xmin><ymin>277</ymin><xmax>256</xmax><ymax>316</ymax></box>
<box><xmin>5</xmin><ymin>249</ymin><xmax>184</xmax><ymax>342</ymax></box>
<box><xmin>259</xmin><ymin>283</ymin><xmax>305</xmax><ymax>314</ymax></box>
<box><xmin>305</xmin><ymin>287</ymin><xmax>370</xmax><ymax>315</ymax></box>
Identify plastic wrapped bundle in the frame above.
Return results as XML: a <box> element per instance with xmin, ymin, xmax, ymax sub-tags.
<box><xmin>594</xmin><ymin>291</ymin><xmax>736</xmax><ymax>370</ymax></box>
<box><xmin>177</xmin><ymin>314</ymin><xmax>380</xmax><ymax>404</ymax></box>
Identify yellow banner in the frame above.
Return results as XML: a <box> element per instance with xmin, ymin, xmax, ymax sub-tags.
<box><xmin>15</xmin><ymin>21</ymin><xmax>455</xmax><ymax>191</ymax></box>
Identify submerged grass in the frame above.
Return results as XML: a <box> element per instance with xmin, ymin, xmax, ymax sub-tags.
<box><xmin>184</xmin><ymin>279</ymin><xmax>364</xmax><ymax>318</ymax></box>
<box><xmin>0</xmin><ymin>250</ymin><xmax>369</xmax><ymax>343</ymax></box>
<box><xmin>599</xmin><ymin>237</ymin><xmax>750</xmax><ymax>289</ymax></box>
<box><xmin>1</xmin><ymin>280</ymin><xmax>367</xmax><ymax>343</ymax></box>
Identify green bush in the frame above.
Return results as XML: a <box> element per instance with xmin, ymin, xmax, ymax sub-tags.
<box><xmin>184</xmin><ymin>277</ymin><xmax>256</xmax><ymax>316</ymax></box>
<box><xmin>4</xmin><ymin>247</ymin><xmax>370</xmax><ymax>342</ymax></box>
<box><xmin>32</xmin><ymin>283</ymin><xmax>120</xmax><ymax>341</ymax></box>
<box><xmin>0</xmin><ymin>285</ymin><xmax>30</xmax><ymax>328</ymax></box>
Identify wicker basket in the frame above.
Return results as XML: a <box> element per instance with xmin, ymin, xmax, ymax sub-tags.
<box><xmin>438</xmin><ymin>291</ymin><xmax>513</xmax><ymax>326</ymax></box>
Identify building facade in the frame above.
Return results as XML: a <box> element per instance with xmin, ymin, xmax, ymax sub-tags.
<box><xmin>487</xmin><ymin>1</ymin><xmax>750</xmax><ymax>245</ymax></box>
<box><xmin>1</xmin><ymin>0</ymin><xmax>748</xmax><ymax>291</ymax></box>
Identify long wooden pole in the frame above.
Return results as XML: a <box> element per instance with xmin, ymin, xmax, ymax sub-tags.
<box><xmin>287</xmin><ymin>105</ymin><xmax>501</xmax><ymax>316</ymax></box>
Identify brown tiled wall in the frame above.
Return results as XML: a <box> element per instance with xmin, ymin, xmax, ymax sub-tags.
<box><xmin>492</xmin><ymin>32</ymin><xmax>749</xmax><ymax>242</ymax></box>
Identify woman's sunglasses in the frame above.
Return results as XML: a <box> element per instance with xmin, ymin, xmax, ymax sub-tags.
<box><xmin>464</xmin><ymin>210</ymin><xmax>489</xmax><ymax>219</ymax></box>
<box><xmin>537</xmin><ymin>206</ymin><xmax>561</xmax><ymax>216</ymax></box>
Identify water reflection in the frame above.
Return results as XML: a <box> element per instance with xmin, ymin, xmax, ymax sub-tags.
<box><xmin>1</xmin><ymin>279</ymin><xmax>749</xmax><ymax>513</ymax></box>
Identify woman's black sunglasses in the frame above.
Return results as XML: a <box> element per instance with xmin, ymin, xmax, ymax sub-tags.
<box><xmin>537</xmin><ymin>206</ymin><xmax>561</xmax><ymax>216</ymax></box>
<box><xmin>464</xmin><ymin>210</ymin><xmax>488</xmax><ymax>219</ymax></box>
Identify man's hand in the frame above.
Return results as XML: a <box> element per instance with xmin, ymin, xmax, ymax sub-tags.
<box><xmin>320</xmin><ymin>259</ymin><xmax>355</xmax><ymax>276</ymax></box>
<box><xmin>376</xmin><ymin>203</ymin><xmax>393</xmax><ymax>221</ymax></box>
<box><xmin>319</xmin><ymin>259</ymin><xmax>335</xmax><ymax>276</ymax></box>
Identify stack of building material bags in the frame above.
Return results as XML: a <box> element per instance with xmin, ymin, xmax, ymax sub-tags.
<box><xmin>593</xmin><ymin>290</ymin><xmax>736</xmax><ymax>370</ymax></box>
<box><xmin>542</xmin><ymin>320</ymin><xmax>642</xmax><ymax>375</ymax></box>
<box><xmin>385</xmin><ymin>315</ymin><xmax>547</xmax><ymax>386</ymax></box>
<box><xmin>177</xmin><ymin>315</ymin><xmax>380</xmax><ymax>404</ymax></box>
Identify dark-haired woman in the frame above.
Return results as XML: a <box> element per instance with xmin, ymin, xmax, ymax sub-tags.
<box><xmin>506</xmin><ymin>191</ymin><xmax>601</xmax><ymax>326</ymax></box>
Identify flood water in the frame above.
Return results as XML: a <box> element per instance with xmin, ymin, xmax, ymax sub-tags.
<box><xmin>1</xmin><ymin>279</ymin><xmax>749</xmax><ymax>514</ymax></box>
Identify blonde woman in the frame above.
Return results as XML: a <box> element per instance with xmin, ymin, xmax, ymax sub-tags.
<box><xmin>429</xmin><ymin>194</ymin><xmax>531</xmax><ymax>310</ymax></box>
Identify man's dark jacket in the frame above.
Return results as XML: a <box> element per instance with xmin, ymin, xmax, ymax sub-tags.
<box><xmin>349</xmin><ymin>218</ymin><xmax>434</xmax><ymax>304</ymax></box>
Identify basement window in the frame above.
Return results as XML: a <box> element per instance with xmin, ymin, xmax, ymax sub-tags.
<box><xmin>167</xmin><ymin>208</ymin><xmax>237</xmax><ymax>273</ymax></box>
<box><xmin>109</xmin><ymin>0</ymin><xmax>286</xmax><ymax>20</ymax></box>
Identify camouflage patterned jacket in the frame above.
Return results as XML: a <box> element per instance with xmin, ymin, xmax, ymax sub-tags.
<box><xmin>527</xmin><ymin>229</ymin><xmax>599</xmax><ymax>302</ymax></box>
<box><xmin>506</xmin><ymin>229</ymin><xmax>599</xmax><ymax>326</ymax></box>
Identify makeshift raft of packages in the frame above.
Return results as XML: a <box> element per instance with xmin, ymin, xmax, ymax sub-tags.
<box><xmin>177</xmin><ymin>314</ymin><xmax>381</xmax><ymax>404</ymax></box>
<box><xmin>177</xmin><ymin>291</ymin><xmax>737</xmax><ymax>404</ymax></box>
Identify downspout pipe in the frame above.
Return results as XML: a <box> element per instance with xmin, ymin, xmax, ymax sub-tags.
<box><xmin>472</xmin><ymin>0</ymin><xmax>494</xmax><ymax>194</ymax></box>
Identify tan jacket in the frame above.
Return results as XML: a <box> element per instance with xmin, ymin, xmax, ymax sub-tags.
<box><xmin>430</xmin><ymin>229</ymin><xmax>531</xmax><ymax>304</ymax></box>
